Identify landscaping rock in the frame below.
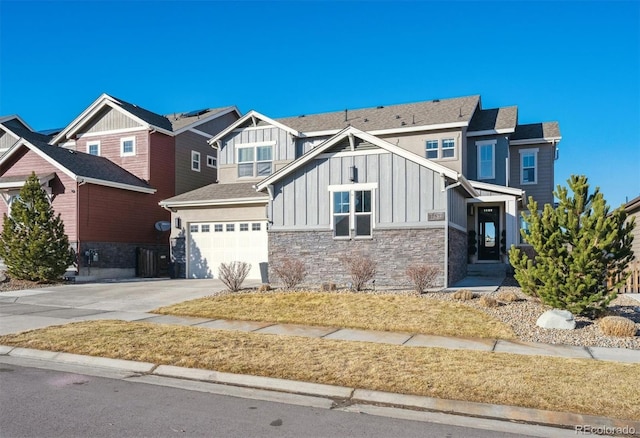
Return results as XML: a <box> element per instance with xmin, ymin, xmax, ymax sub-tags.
<box><xmin>536</xmin><ymin>309</ymin><xmax>576</xmax><ymax>330</ymax></box>
<box><xmin>0</xmin><ymin>272</ymin><xmax>6</xmax><ymax>283</ymax></box>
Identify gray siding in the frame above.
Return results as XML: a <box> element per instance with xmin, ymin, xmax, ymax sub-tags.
<box><xmin>298</xmin><ymin>136</ymin><xmax>331</xmax><ymax>157</ymax></box>
<box><xmin>82</xmin><ymin>107</ymin><xmax>142</xmax><ymax>133</ymax></box>
<box><xmin>220</xmin><ymin>125</ymin><xmax>295</xmax><ymax>166</ymax></box>
<box><xmin>627</xmin><ymin>209</ymin><xmax>640</xmax><ymax>261</ymax></box>
<box><xmin>270</xmin><ymin>150</ymin><xmax>447</xmax><ymax>229</ymax></box>
<box><xmin>175</xmin><ymin>130</ymin><xmax>218</xmax><ymax>194</ymax></box>
<box><xmin>509</xmin><ymin>143</ymin><xmax>555</xmax><ymax>206</ymax></box>
<box><xmin>0</xmin><ymin>131</ymin><xmax>17</xmax><ymax>154</ymax></box>
<box><xmin>466</xmin><ymin>135</ymin><xmax>510</xmax><ymax>185</ymax></box>
<box><xmin>448</xmin><ymin>187</ymin><xmax>467</xmax><ymax>228</ymax></box>
<box><xmin>192</xmin><ymin>112</ymin><xmax>238</xmax><ymax>136</ymax></box>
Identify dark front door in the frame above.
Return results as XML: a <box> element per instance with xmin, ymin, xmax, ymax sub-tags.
<box><xmin>478</xmin><ymin>207</ymin><xmax>500</xmax><ymax>261</ymax></box>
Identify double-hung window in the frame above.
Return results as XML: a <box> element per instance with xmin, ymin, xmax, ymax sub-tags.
<box><xmin>425</xmin><ymin>138</ymin><xmax>455</xmax><ymax>159</ymax></box>
<box><xmin>121</xmin><ymin>137</ymin><xmax>136</xmax><ymax>157</ymax></box>
<box><xmin>191</xmin><ymin>151</ymin><xmax>201</xmax><ymax>172</ymax></box>
<box><xmin>237</xmin><ymin>142</ymin><xmax>274</xmax><ymax>178</ymax></box>
<box><xmin>330</xmin><ymin>184</ymin><xmax>376</xmax><ymax>239</ymax></box>
<box><xmin>426</xmin><ymin>140</ymin><xmax>439</xmax><ymax>159</ymax></box>
<box><xmin>476</xmin><ymin>140</ymin><xmax>496</xmax><ymax>180</ymax></box>
<box><xmin>87</xmin><ymin>141</ymin><xmax>100</xmax><ymax>156</ymax></box>
<box><xmin>441</xmin><ymin>139</ymin><xmax>455</xmax><ymax>158</ymax></box>
<box><xmin>520</xmin><ymin>148</ymin><xmax>538</xmax><ymax>184</ymax></box>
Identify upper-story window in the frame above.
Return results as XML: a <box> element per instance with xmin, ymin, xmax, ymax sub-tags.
<box><xmin>206</xmin><ymin>155</ymin><xmax>217</xmax><ymax>168</ymax></box>
<box><xmin>520</xmin><ymin>148</ymin><xmax>539</xmax><ymax>184</ymax></box>
<box><xmin>237</xmin><ymin>142</ymin><xmax>273</xmax><ymax>178</ymax></box>
<box><xmin>120</xmin><ymin>136</ymin><xmax>136</xmax><ymax>157</ymax></box>
<box><xmin>476</xmin><ymin>140</ymin><xmax>496</xmax><ymax>180</ymax></box>
<box><xmin>191</xmin><ymin>151</ymin><xmax>201</xmax><ymax>172</ymax></box>
<box><xmin>87</xmin><ymin>141</ymin><xmax>100</xmax><ymax>156</ymax></box>
<box><xmin>329</xmin><ymin>183</ymin><xmax>376</xmax><ymax>239</ymax></box>
<box><xmin>425</xmin><ymin>138</ymin><xmax>455</xmax><ymax>160</ymax></box>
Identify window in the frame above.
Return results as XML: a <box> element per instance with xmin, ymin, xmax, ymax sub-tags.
<box><xmin>252</xmin><ymin>223</ymin><xmax>261</xmax><ymax>231</ymax></box>
<box><xmin>477</xmin><ymin>141</ymin><xmax>496</xmax><ymax>180</ymax></box>
<box><xmin>226</xmin><ymin>223</ymin><xmax>235</xmax><ymax>232</ymax></box>
<box><xmin>201</xmin><ymin>224</ymin><xmax>210</xmax><ymax>233</ymax></box>
<box><xmin>520</xmin><ymin>215</ymin><xmax>531</xmax><ymax>244</ymax></box>
<box><xmin>207</xmin><ymin>155</ymin><xmax>217</xmax><ymax>168</ymax></box>
<box><xmin>426</xmin><ymin>140</ymin><xmax>438</xmax><ymax>159</ymax></box>
<box><xmin>214</xmin><ymin>224</ymin><xmax>223</xmax><ymax>232</ymax></box>
<box><xmin>520</xmin><ymin>148</ymin><xmax>538</xmax><ymax>184</ymax></box>
<box><xmin>330</xmin><ymin>184</ymin><xmax>375</xmax><ymax>239</ymax></box>
<box><xmin>191</xmin><ymin>151</ymin><xmax>201</xmax><ymax>172</ymax></box>
<box><xmin>120</xmin><ymin>137</ymin><xmax>136</xmax><ymax>157</ymax></box>
<box><xmin>240</xmin><ymin>223</ymin><xmax>249</xmax><ymax>231</ymax></box>
<box><xmin>190</xmin><ymin>224</ymin><xmax>198</xmax><ymax>233</ymax></box>
<box><xmin>237</xmin><ymin>142</ymin><xmax>274</xmax><ymax>178</ymax></box>
<box><xmin>87</xmin><ymin>141</ymin><xmax>100</xmax><ymax>156</ymax></box>
<box><xmin>441</xmin><ymin>139</ymin><xmax>455</xmax><ymax>158</ymax></box>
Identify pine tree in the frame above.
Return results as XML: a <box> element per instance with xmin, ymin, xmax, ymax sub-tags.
<box><xmin>0</xmin><ymin>173</ymin><xmax>75</xmax><ymax>282</ymax></box>
<box><xmin>509</xmin><ymin>175</ymin><xmax>635</xmax><ymax>317</ymax></box>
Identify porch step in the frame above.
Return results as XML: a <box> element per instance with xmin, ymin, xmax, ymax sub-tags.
<box><xmin>467</xmin><ymin>264</ymin><xmax>507</xmax><ymax>277</ymax></box>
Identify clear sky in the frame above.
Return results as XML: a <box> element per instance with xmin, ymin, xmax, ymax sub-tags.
<box><xmin>1</xmin><ymin>1</ymin><xmax>638</xmax><ymax>208</ymax></box>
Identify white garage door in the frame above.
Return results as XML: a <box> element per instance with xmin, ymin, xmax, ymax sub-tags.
<box><xmin>187</xmin><ymin>221</ymin><xmax>268</xmax><ymax>280</ymax></box>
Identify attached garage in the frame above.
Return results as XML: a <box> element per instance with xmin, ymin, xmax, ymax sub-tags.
<box><xmin>159</xmin><ymin>182</ymin><xmax>270</xmax><ymax>282</ymax></box>
<box><xmin>187</xmin><ymin>220</ymin><xmax>268</xmax><ymax>280</ymax></box>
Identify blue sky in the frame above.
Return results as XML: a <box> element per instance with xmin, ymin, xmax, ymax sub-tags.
<box><xmin>1</xmin><ymin>1</ymin><xmax>638</xmax><ymax>207</ymax></box>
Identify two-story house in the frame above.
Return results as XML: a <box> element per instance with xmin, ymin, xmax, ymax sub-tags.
<box><xmin>159</xmin><ymin>95</ymin><xmax>561</xmax><ymax>287</ymax></box>
<box><xmin>0</xmin><ymin>94</ymin><xmax>240</xmax><ymax>280</ymax></box>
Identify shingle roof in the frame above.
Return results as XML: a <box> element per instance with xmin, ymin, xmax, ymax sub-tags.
<box><xmin>512</xmin><ymin>122</ymin><xmax>561</xmax><ymax>140</ymax></box>
<box><xmin>166</xmin><ymin>107</ymin><xmax>236</xmax><ymax>132</ymax></box>
<box><xmin>26</xmin><ymin>140</ymin><xmax>153</xmax><ymax>190</ymax></box>
<box><xmin>161</xmin><ymin>182</ymin><xmax>267</xmax><ymax>204</ymax></box>
<box><xmin>468</xmin><ymin>106</ymin><xmax>518</xmax><ymax>132</ymax></box>
<box><xmin>110</xmin><ymin>96</ymin><xmax>174</xmax><ymax>132</ymax></box>
<box><xmin>2</xmin><ymin>121</ymin><xmax>54</xmax><ymax>144</ymax></box>
<box><xmin>275</xmin><ymin>95</ymin><xmax>480</xmax><ymax>133</ymax></box>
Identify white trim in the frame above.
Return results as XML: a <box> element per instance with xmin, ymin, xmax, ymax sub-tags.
<box><xmin>469</xmin><ymin>180</ymin><xmax>523</xmax><ymax>196</ymax></box>
<box><xmin>191</xmin><ymin>151</ymin><xmax>201</xmax><ymax>172</ymax></box>
<box><xmin>235</xmin><ymin>140</ymin><xmax>276</xmax><ymax>148</ymax></box>
<box><xmin>510</xmin><ymin>137</ymin><xmax>561</xmax><ymax>146</ymax></box>
<box><xmin>187</xmin><ymin>128</ymin><xmax>214</xmax><ymax>139</ymax></box>
<box><xmin>519</xmin><ymin>148</ymin><xmax>539</xmax><ymax>185</ymax></box>
<box><xmin>476</xmin><ymin>140</ymin><xmax>496</xmax><ymax>180</ymax></box>
<box><xmin>467</xmin><ymin>128</ymin><xmax>515</xmax><ymax>137</ymax></box>
<box><xmin>209</xmin><ymin>110</ymin><xmax>300</xmax><ymax>145</ymax></box>
<box><xmin>78</xmin><ymin>177</ymin><xmax>156</xmax><ymax>194</ymax></box>
<box><xmin>0</xmin><ymin>173</ymin><xmax>56</xmax><ymax>190</ymax></box>
<box><xmin>328</xmin><ymin>182</ymin><xmax>379</xmax><ymax>192</ymax></box>
<box><xmin>76</xmin><ymin>126</ymin><xmax>147</xmax><ymax>139</ymax></box>
<box><xmin>301</xmin><ymin>121</ymin><xmax>469</xmax><ymax>138</ymax></box>
<box><xmin>171</xmin><ymin>106</ymin><xmax>241</xmax><ymax>135</ymax></box>
<box><xmin>236</xmin><ymin>142</ymin><xmax>274</xmax><ymax>178</ymax></box>
<box><xmin>448</xmin><ymin>222</ymin><xmax>467</xmax><ymax>233</ymax></box>
<box><xmin>1</xmin><ymin>140</ymin><xmax>77</xmax><ymax>181</ymax></box>
<box><xmin>316</xmin><ymin>149</ymin><xmax>390</xmax><ymax>159</ymax></box>
<box><xmin>468</xmin><ymin>195</ymin><xmax>519</xmax><ymax>203</ymax></box>
<box><xmin>86</xmin><ymin>140</ymin><xmax>101</xmax><ymax>156</ymax></box>
<box><xmin>0</xmin><ymin>115</ymin><xmax>34</xmax><ymax>132</ymax></box>
<box><xmin>328</xmin><ymin>184</ymin><xmax>376</xmax><ymax>237</ymax></box>
<box><xmin>159</xmin><ymin>197</ymin><xmax>268</xmax><ymax>208</ymax></box>
<box><xmin>231</xmin><ymin>125</ymin><xmax>278</xmax><ymax>133</ymax></box>
<box><xmin>61</xmin><ymin>141</ymin><xmax>76</xmax><ymax>149</ymax></box>
<box><xmin>0</xmin><ymin>125</ymin><xmax>19</xmax><ymax>140</ymax></box>
<box><xmin>120</xmin><ymin>136</ymin><xmax>136</xmax><ymax>157</ymax></box>
<box><xmin>206</xmin><ymin>155</ymin><xmax>217</xmax><ymax>168</ymax></box>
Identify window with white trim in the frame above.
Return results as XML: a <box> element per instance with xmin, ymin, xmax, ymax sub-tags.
<box><xmin>441</xmin><ymin>139</ymin><xmax>455</xmax><ymax>158</ymax></box>
<box><xmin>87</xmin><ymin>141</ymin><xmax>100</xmax><ymax>156</ymax></box>
<box><xmin>477</xmin><ymin>140</ymin><xmax>496</xmax><ymax>180</ymax></box>
<box><xmin>191</xmin><ymin>151</ymin><xmax>201</xmax><ymax>172</ymax></box>
<box><xmin>520</xmin><ymin>148</ymin><xmax>538</xmax><ymax>184</ymax></box>
<box><xmin>120</xmin><ymin>137</ymin><xmax>136</xmax><ymax>157</ymax></box>
<box><xmin>251</xmin><ymin>223</ymin><xmax>261</xmax><ymax>231</ymax></box>
<box><xmin>190</xmin><ymin>224</ymin><xmax>198</xmax><ymax>233</ymax></box>
<box><xmin>214</xmin><ymin>224</ymin><xmax>223</xmax><ymax>232</ymax></box>
<box><xmin>425</xmin><ymin>140</ymin><xmax>438</xmax><ymax>159</ymax></box>
<box><xmin>425</xmin><ymin>138</ymin><xmax>455</xmax><ymax>159</ymax></box>
<box><xmin>330</xmin><ymin>184</ymin><xmax>375</xmax><ymax>239</ymax></box>
<box><xmin>206</xmin><ymin>155</ymin><xmax>217</xmax><ymax>168</ymax></box>
<box><xmin>237</xmin><ymin>143</ymin><xmax>273</xmax><ymax>178</ymax></box>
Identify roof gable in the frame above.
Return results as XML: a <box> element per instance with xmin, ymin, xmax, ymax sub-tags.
<box><xmin>208</xmin><ymin>110</ymin><xmax>300</xmax><ymax>147</ymax></box>
<box><xmin>169</xmin><ymin>106</ymin><xmax>241</xmax><ymax>134</ymax></box>
<box><xmin>467</xmin><ymin>106</ymin><xmax>518</xmax><ymax>135</ymax></box>
<box><xmin>511</xmin><ymin>122</ymin><xmax>561</xmax><ymax>144</ymax></box>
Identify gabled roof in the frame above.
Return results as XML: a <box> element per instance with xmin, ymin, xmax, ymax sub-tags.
<box><xmin>511</xmin><ymin>122</ymin><xmax>561</xmax><ymax>144</ymax></box>
<box><xmin>624</xmin><ymin>195</ymin><xmax>640</xmax><ymax>214</ymax></box>
<box><xmin>0</xmin><ymin>115</ymin><xmax>35</xmax><ymax>132</ymax></box>
<box><xmin>1</xmin><ymin>118</ymin><xmax>54</xmax><ymax>144</ymax></box>
<box><xmin>255</xmin><ymin>126</ymin><xmax>478</xmax><ymax>197</ymax></box>
<box><xmin>0</xmin><ymin>138</ymin><xmax>155</xmax><ymax>194</ymax></box>
<box><xmin>274</xmin><ymin>95</ymin><xmax>480</xmax><ymax>136</ymax></box>
<box><xmin>168</xmin><ymin>106</ymin><xmax>240</xmax><ymax>134</ymax></box>
<box><xmin>208</xmin><ymin>110</ymin><xmax>301</xmax><ymax>146</ymax></box>
<box><xmin>467</xmin><ymin>106</ymin><xmax>518</xmax><ymax>136</ymax></box>
<box><xmin>159</xmin><ymin>182</ymin><xmax>268</xmax><ymax>207</ymax></box>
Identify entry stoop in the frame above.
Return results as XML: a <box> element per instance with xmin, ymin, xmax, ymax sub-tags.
<box><xmin>447</xmin><ymin>263</ymin><xmax>506</xmax><ymax>292</ymax></box>
<box><xmin>466</xmin><ymin>263</ymin><xmax>507</xmax><ymax>277</ymax></box>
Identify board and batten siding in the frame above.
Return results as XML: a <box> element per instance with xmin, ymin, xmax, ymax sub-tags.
<box><xmin>269</xmin><ymin>150</ymin><xmax>447</xmax><ymax>229</ymax></box>
<box><xmin>81</xmin><ymin>107</ymin><xmax>143</xmax><ymax>134</ymax></box>
<box><xmin>175</xmin><ymin>130</ymin><xmax>217</xmax><ymax>194</ymax></box>
<box><xmin>0</xmin><ymin>131</ymin><xmax>18</xmax><ymax>155</ymax></box>
<box><xmin>447</xmin><ymin>187</ymin><xmax>467</xmax><ymax>228</ymax></box>
<box><xmin>466</xmin><ymin>135</ymin><xmax>510</xmax><ymax>185</ymax></box>
<box><xmin>509</xmin><ymin>143</ymin><xmax>555</xmax><ymax>207</ymax></box>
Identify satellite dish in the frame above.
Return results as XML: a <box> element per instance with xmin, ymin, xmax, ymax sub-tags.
<box><xmin>155</xmin><ymin>221</ymin><xmax>171</xmax><ymax>232</ymax></box>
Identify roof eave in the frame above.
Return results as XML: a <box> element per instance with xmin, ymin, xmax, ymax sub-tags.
<box><xmin>510</xmin><ymin>136</ymin><xmax>562</xmax><ymax>146</ymax></box>
<box><xmin>159</xmin><ymin>197</ymin><xmax>269</xmax><ymax>208</ymax></box>
<box><xmin>208</xmin><ymin>110</ymin><xmax>300</xmax><ymax>146</ymax></box>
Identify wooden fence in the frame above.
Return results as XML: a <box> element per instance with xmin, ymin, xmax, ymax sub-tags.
<box><xmin>609</xmin><ymin>261</ymin><xmax>640</xmax><ymax>293</ymax></box>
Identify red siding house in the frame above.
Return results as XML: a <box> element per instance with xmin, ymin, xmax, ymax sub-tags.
<box><xmin>0</xmin><ymin>95</ymin><xmax>240</xmax><ymax>280</ymax></box>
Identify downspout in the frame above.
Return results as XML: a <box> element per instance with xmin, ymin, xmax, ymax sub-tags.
<box><xmin>442</xmin><ymin>179</ymin><xmax>462</xmax><ymax>288</ymax></box>
<box><xmin>76</xmin><ymin>178</ymin><xmax>87</xmax><ymax>276</ymax></box>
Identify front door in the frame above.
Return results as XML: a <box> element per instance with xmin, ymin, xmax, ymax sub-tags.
<box><xmin>478</xmin><ymin>207</ymin><xmax>500</xmax><ymax>261</ymax></box>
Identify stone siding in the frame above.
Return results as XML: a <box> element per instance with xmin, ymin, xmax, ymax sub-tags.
<box><xmin>268</xmin><ymin>228</ymin><xmax>445</xmax><ymax>288</ymax></box>
<box><xmin>78</xmin><ymin>241</ymin><xmax>168</xmax><ymax>275</ymax></box>
<box><xmin>448</xmin><ymin>227</ymin><xmax>468</xmax><ymax>286</ymax></box>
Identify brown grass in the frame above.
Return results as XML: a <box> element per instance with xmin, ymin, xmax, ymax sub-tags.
<box><xmin>1</xmin><ymin>320</ymin><xmax>638</xmax><ymax>420</ymax></box>
<box><xmin>599</xmin><ymin>316</ymin><xmax>637</xmax><ymax>337</ymax></box>
<box><xmin>154</xmin><ymin>292</ymin><xmax>514</xmax><ymax>339</ymax></box>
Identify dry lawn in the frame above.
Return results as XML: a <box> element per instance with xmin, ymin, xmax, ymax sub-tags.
<box><xmin>154</xmin><ymin>292</ymin><xmax>515</xmax><ymax>339</ymax></box>
<box><xmin>1</xmin><ymin>320</ymin><xmax>638</xmax><ymax>420</ymax></box>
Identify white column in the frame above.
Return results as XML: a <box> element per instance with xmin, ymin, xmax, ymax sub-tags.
<box><xmin>505</xmin><ymin>198</ymin><xmax>518</xmax><ymax>264</ymax></box>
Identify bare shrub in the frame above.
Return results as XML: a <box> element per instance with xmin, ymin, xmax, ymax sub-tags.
<box><xmin>258</xmin><ymin>284</ymin><xmax>272</xmax><ymax>292</ymax></box>
<box><xmin>406</xmin><ymin>264</ymin><xmax>440</xmax><ymax>294</ymax></box>
<box><xmin>479</xmin><ymin>295</ymin><xmax>499</xmax><ymax>308</ymax></box>
<box><xmin>598</xmin><ymin>316</ymin><xmax>637</xmax><ymax>337</ymax></box>
<box><xmin>340</xmin><ymin>254</ymin><xmax>376</xmax><ymax>291</ymax></box>
<box><xmin>496</xmin><ymin>290</ymin><xmax>519</xmax><ymax>303</ymax></box>
<box><xmin>452</xmin><ymin>289</ymin><xmax>475</xmax><ymax>301</ymax></box>
<box><xmin>271</xmin><ymin>257</ymin><xmax>307</xmax><ymax>289</ymax></box>
<box><xmin>218</xmin><ymin>261</ymin><xmax>251</xmax><ymax>292</ymax></box>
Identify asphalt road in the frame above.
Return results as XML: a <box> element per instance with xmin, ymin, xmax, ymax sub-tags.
<box><xmin>0</xmin><ymin>363</ymin><xmax>555</xmax><ymax>438</ymax></box>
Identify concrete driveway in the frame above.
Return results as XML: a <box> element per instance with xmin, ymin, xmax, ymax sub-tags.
<box><xmin>0</xmin><ymin>278</ymin><xmax>262</xmax><ymax>336</ymax></box>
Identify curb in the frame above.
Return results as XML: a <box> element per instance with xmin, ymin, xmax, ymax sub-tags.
<box><xmin>1</xmin><ymin>345</ymin><xmax>639</xmax><ymax>432</ymax></box>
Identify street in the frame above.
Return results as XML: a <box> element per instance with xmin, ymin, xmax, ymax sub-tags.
<box><xmin>0</xmin><ymin>361</ymin><xmax>567</xmax><ymax>438</ymax></box>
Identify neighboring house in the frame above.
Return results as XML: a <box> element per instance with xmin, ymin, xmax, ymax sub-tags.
<box><xmin>621</xmin><ymin>195</ymin><xmax>640</xmax><ymax>292</ymax></box>
<box><xmin>0</xmin><ymin>94</ymin><xmax>240</xmax><ymax>279</ymax></box>
<box><xmin>160</xmin><ymin>94</ymin><xmax>561</xmax><ymax>287</ymax></box>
